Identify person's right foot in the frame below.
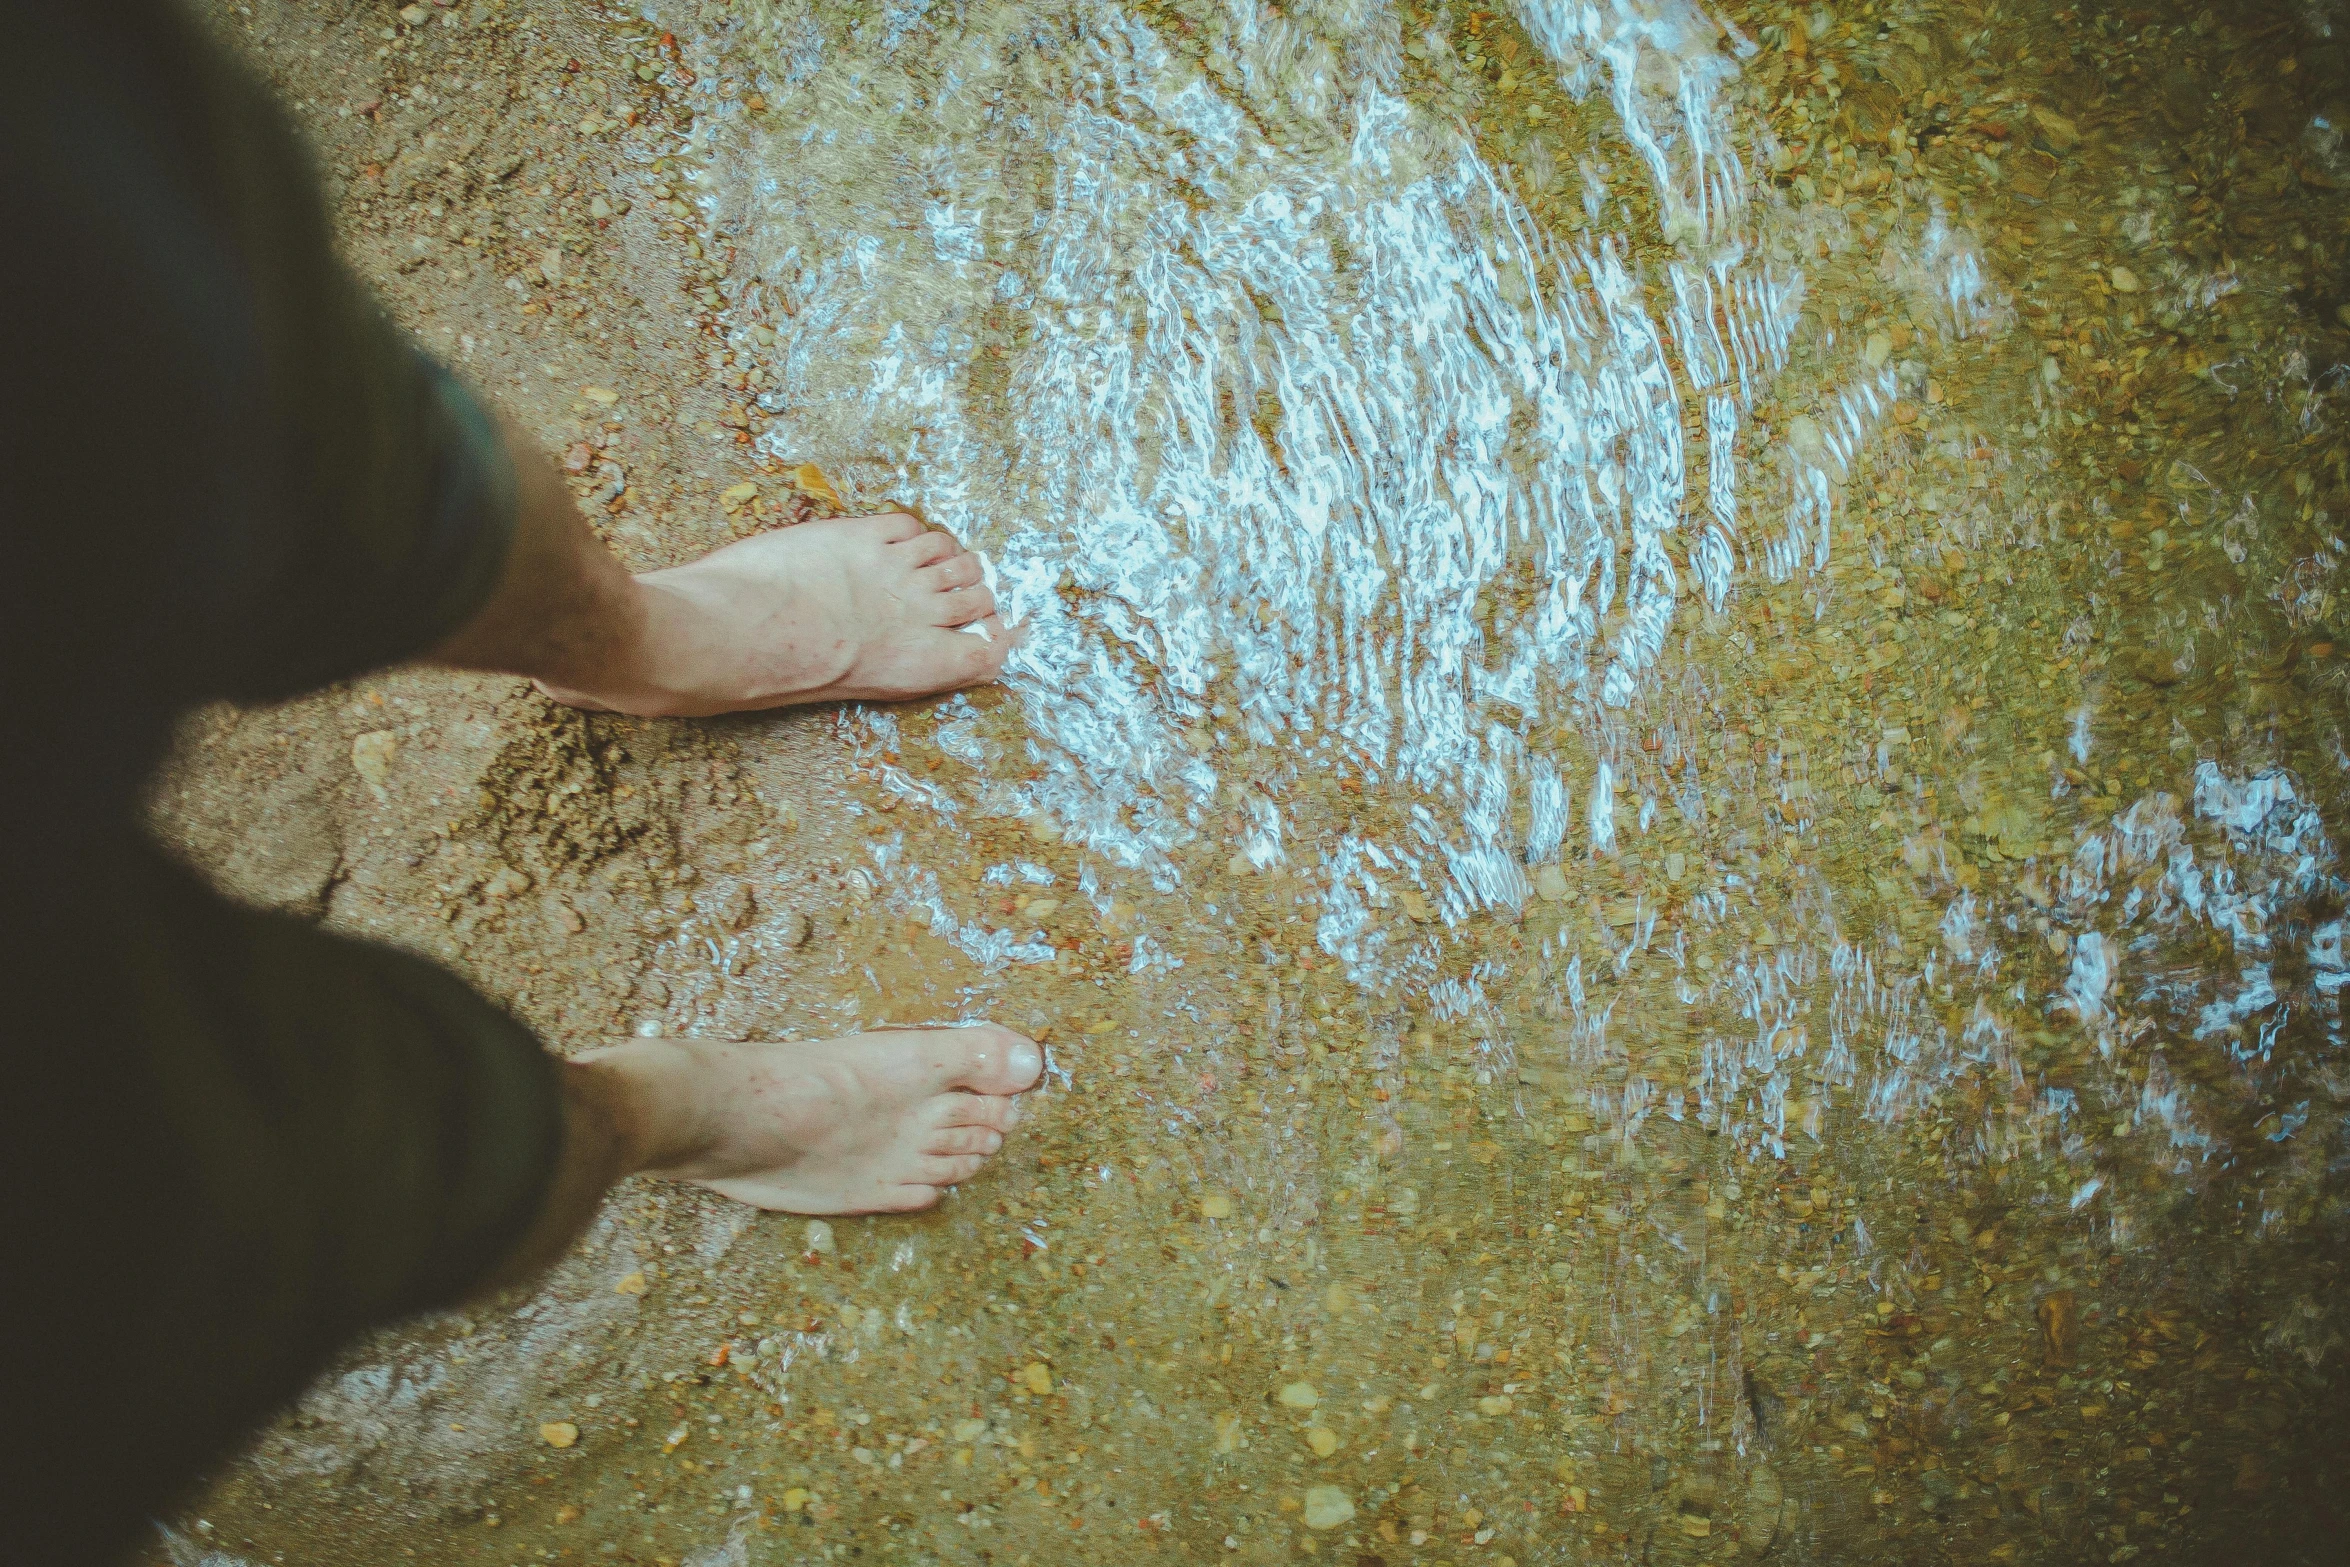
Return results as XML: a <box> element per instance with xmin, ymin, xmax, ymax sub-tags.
<box><xmin>588</xmin><ymin>1024</ymin><xmax>1044</xmax><ymax>1213</ymax></box>
<box><xmin>538</xmin><ymin>513</ymin><xmax>1012</xmax><ymax>715</ymax></box>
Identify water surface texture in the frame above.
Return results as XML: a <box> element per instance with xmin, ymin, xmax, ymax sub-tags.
<box><xmin>176</xmin><ymin>0</ymin><xmax>2350</xmax><ymax>1563</ymax></box>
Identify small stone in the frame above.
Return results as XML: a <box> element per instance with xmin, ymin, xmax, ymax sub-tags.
<box><xmin>2031</xmin><ymin>104</ymin><xmax>2082</xmax><ymax>151</ymax></box>
<box><xmin>1025</xmin><ymin>897</ymin><xmax>1061</xmax><ymax>919</ymax></box>
<box><xmin>1278</xmin><ymin>1380</ymin><xmax>1319</xmax><ymax>1409</ymax></box>
<box><xmin>1302</xmin><ymin>1486</ymin><xmax>1355</xmax><ymax>1531</ymax></box>
<box><xmin>1022</xmin><ymin>1362</ymin><xmax>1054</xmax><ymax>1395</ymax></box>
<box><xmin>589</xmin><ymin>195</ymin><xmax>614</xmax><ymax>220</ymax></box>
<box><xmin>398</xmin><ymin>3</ymin><xmax>429</xmax><ymax>23</ymax></box>
<box><xmin>351</xmin><ymin>729</ymin><xmax>400</xmax><ymax>802</ymax></box>
<box><xmin>1863</xmin><ymin>330</ymin><xmax>1893</xmax><ymax>368</ymax></box>
<box><xmin>1477</xmin><ymin>1394</ymin><xmax>1514</xmax><ymax>1416</ymax></box>
<box><xmin>794</xmin><ymin>463</ymin><xmax>843</xmax><ymax>506</ymax></box>
<box><xmin>539</xmin><ymin>1421</ymin><xmax>580</xmax><ymax>1449</ymax></box>
<box><xmin>1533</xmin><ymin>864</ymin><xmax>1569</xmax><ymax>901</ymax></box>
<box><xmin>582</xmin><ymin>386</ymin><xmax>621</xmax><ymax>405</ymax></box>
<box><xmin>1200</xmin><ymin>1192</ymin><xmax>1234</xmax><ymax>1220</ymax></box>
<box><xmin>613</xmin><ymin>1271</ymin><xmax>647</xmax><ymax>1295</ymax></box>
<box><xmin>1306</xmin><ymin>1427</ymin><xmax>1340</xmax><ymax>1457</ymax></box>
<box><xmin>2038</xmin><ymin>1290</ymin><xmax>2078</xmax><ymax>1366</ymax></box>
<box><xmin>2108</xmin><ymin>265</ymin><xmax>2142</xmax><ymax>294</ymax></box>
<box><xmin>1664</xmin><ymin>851</ymin><xmax>1687</xmax><ymax>882</ymax></box>
<box><xmin>1397</xmin><ymin>888</ymin><xmax>1434</xmax><ymax>921</ymax></box>
<box><xmin>720</xmin><ymin>481</ymin><xmax>760</xmax><ymax>511</ymax></box>
<box><xmin>483</xmin><ymin>864</ymin><xmax>532</xmax><ymax>901</ymax></box>
<box><xmin>805</xmin><ymin>1219</ymin><xmax>837</xmax><ymax>1255</ymax></box>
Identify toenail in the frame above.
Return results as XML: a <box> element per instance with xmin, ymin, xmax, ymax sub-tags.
<box><xmin>985</xmin><ymin>1131</ymin><xmax>1004</xmax><ymax>1152</ymax></box>
<box><xmin>1006</xmin><ymin>1039</ymin><xmax>1043</xmax><ymax>1081</ymax></box>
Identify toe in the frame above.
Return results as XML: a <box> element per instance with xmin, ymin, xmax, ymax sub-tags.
<box><xmin>917</xmin><ymin>1154</ymin><xmax>992</xmax><ymax>1188</ymax></box>
<box><xmin>898</xmin><ymin>527</ymin><xmax>962</xmax><ymax>567</ymax></box>
<box><xmin>940</xmin><ymin>1093</ymin><xmax>1020</xmax><ymax>1133</ymax></box>
<box><xmin>928</xmin><ymin>581</ymin><xmax>999</xmax><ymax>628</ymax></box>
<box><xmin>933</xmin><ymin>1023</ymin><xmax>1043</xmax><ymax>1095</ymax></box>
<box><xmin>925</xmin><ymin>1123</ymin><xmax>1006</xmax><ymax>1157</ymax></box>
<box><xmin>920</xmin><ymin>552</ymin><xmax>986</xmax><ymax>591</ymax></box>
<box><xmin>880</xmin><ymin>1184</ymin><xmax>944</xmax><ymax>1212</ymax></box>
<box><xmin>935</xmin><ymin>618</ymin><xmax>1014</xmax><ymax>683</ymax></box>
<box><xmin>862</xmin><ymin>511</ymin><xmax>928</xmax><ymax>544</ymax></box>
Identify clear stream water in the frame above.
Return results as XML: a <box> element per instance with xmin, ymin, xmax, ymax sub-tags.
<box><xmin>178</xmin><ymin>0</ymin><xmax>2350</xmax><ymax>1563</ymax></box>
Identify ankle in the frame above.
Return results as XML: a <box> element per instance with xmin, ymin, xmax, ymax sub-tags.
<box><xmin>567</xmin><ymin>1040</ymin><xmax>717</xmax><ymax>1174</ymax></box>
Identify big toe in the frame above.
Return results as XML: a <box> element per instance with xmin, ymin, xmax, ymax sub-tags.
<box><xmin>931</xmin><ymin>1023</ymin><xmax>1042</xmax><ymax>1096</ymax></box>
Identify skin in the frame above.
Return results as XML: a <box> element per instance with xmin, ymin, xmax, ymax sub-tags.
<box><xmin>438</xmin><ymin>422</ymin><xmax>1043</xmax><ymax>1290</ymax></box>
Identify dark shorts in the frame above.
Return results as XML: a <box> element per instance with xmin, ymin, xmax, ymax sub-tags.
<box><xmin>0</xmin><ymin>2</ymin><xmax>562</xmax><ymax>1553</ymax></box>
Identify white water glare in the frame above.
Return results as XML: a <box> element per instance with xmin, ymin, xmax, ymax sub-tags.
<box><xmin>674</xmin><ymin>0</ymin><xmax>1800</xmax><ymax>980</ymax></box>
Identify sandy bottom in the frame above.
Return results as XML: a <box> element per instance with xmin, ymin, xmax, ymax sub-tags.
<box><xmin>144</xmin><ymin>1</ymin><xmax>2350</xmax><ymax>1564</ymax></box>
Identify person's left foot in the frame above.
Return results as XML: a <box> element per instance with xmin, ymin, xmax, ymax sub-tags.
<box><xmin>537</xmin><ymin>513</ymin><xmax>1012</xmax><ymax>716</ymax></box>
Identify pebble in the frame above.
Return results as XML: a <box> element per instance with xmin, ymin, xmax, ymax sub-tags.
<box><xmin>350</xmin><ymin>729</ymin><xmax>400</xmax><ymax>802</ymax></box>
<box><xmin>805</xmin><ymin>1220</ymin><xmax>837</xmax><ymax>1255</ymax></box>
<box><xmin>795</xmin><ymin>463</ymin><xmax>843</xmax><ymax>506</ymax></box>
<box><xmin>1021</xmin><ymin>1362</ymin><xmax>1053</xmax><ymax>1395</ymax></box>
<box><xmin>1200</xmin><ymin>1192</ymin><xmax>1234</xmax><ymax>1219</ymax></box>
<box><xmin>538</xmin><ymin>1422</ymin><xmax>579</xmax><ymax>1450</ymax></box>
<box><xmin>1278</xmin><ymin>1380</ymin><xmax>1319</xmax><ymax>1409</ymax></box>
<box><xmin>1302</xmin><ymin>1486</ymin><xmax>1355</xmax><ymax>1530</ymax></box>
<box><xmin>1306</xmin><ymin>1427</ymin><xmax>1340</xmax><ymax>1456</ymax></box>
<box><xmin>2038</xmin><ymin>1290</ymin><xmax>2078</xmax><ymax>1366</ymax></box>
<box><xmin>482</xmin><ymin>865</ymin><xmax>532</xmax><ymax>901</ymax></box>
<box><xmin>2031</xmin><ymin>103</ymin><xmax>2082</xmax><ymax>150</ymax></box>
<box><xmin>2108</xmin><ymin>265</ymin><xmax>2142</xmax><ymax>293</ymax></box>
<box><xmin>1864</xmin><ymin>330</ymin><xmax>1893</xmax><ymax>368</ymax></box>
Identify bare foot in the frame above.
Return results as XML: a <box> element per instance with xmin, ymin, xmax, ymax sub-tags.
<box><xmin>537</xmin><ymin>513</ymin><xmax>1012</xmax><ymax>716</ymax></box>
<box><xmin>581</xmin><ymin>1024</ymin><xmax>1044</xmax><ymax>1213</ymax></box>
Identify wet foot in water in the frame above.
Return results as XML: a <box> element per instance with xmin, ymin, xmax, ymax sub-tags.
<box><xmin>538</xmin><ymin>513</ymin><xmax>1011</xmax><ymax>715</ymax></box>
<box><xmin>582</xmin><ymin>1025</ymin><xmax>1044</xmax><ymax>1213</ymax></box>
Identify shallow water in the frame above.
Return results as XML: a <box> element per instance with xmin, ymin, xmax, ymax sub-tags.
<box><xmin>179</xmin><ymin>0</ymin><xmax>2350</xmax><ymax>1562</ymax></box>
